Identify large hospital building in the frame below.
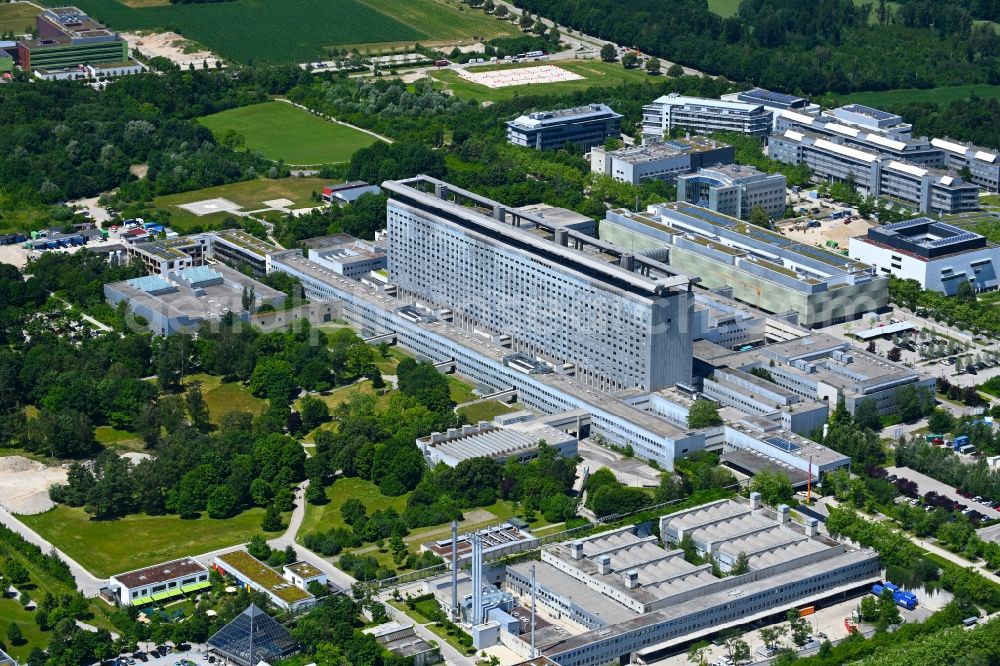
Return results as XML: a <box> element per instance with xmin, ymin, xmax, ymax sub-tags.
<box><xmin>382</xmin><ymin>177</ymin><xmax>695</xmax><ymax>393</ymax></box>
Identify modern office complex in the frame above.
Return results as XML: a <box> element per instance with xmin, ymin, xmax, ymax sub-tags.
<box><xmin>498</xmin><ymin>496</ymin><xmax>879</xmax><ymax>666</ymax></box>
<box><xmin>694</xmin><ymin>332</ymin><xmax>936</xmax><ymax>416</ymax></box>
<box><xmin>383</xmin><ymin>176</ymin><xmax>695</xmax><ymax>393</ymax></box>
<box><xmin>17</xmin><ymin>7</ymin><xmax>129</xmax><ymax>72</ymax></box>
<box><xmin>589</xmin><ymin>136</ymin><xmax>734</xmax><ymax>184</ymax></box>
<box><xmin>642</xmin><ymin>94</ymin><xmax>773</xmax><ymax>141</ymax></box>
<box><xmin>506</xmin><ymin>104</ymin><xmax>623</xmax><ymax>151</ymax></box>
<box><xmin>931</xmin><ymin>137</ymin><xmax>1000</xmax><ymax>192</ymax></box>
<box><xmin>768</xmin><ymin>129</ymin><xmax>980</xmax><ymax>214</ymax></box>
<box><xmin>103</xmin><ymin>264</ymin><xmax>284</xmax><ymax>335</ymax></box>
<box><xmin>723</xmin><ymin>88</ymin><xmax>820</xmax><ymax>129</ymax></box>
<box><xmin>599</xmin><ymin>203</ymin><xmax>886</xmax><ymax>328</ymax></box>
<box><xmin>849</xmin><ymin>217</ymin><xmax>1000</xmax><ymax>294</ymax></box>
<box><xmin>676</xmin><ymin>164</ymin><xmax>787</xmax><ymax>220</ymax></box>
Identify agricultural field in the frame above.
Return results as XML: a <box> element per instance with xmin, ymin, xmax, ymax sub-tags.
<box><xmin>0</xmin><ymin>2</ymin><xmax>40</xmax><ymax>34</ymax></box>
<box><xmin>356</xmin><ymin>0</ymin><xmax>517</xmax><ymax>48</ymax></box>
<box><xmin>151</xmin><ymin>176</ymin><xmax>331</xmax><ymax>232</ymax></box>
<box><xmin>198</xmin><ymin>102</ymin><xmax>380</xmax><ymax>166</ymax></box>
<box><xmin>18</xmin><ymin>504</ymin><xmax>273</xmax><ymax>578</ymax></box>
<box><xmin>43</xmin><ymin>0</ymin><xmax>511</xmax><ymax>63</ymax></box>
<box><xmin>833</xmin><ymin>84</ymin><xmax>1000</xmax><ymax>108</ymax></box>
<box><xmin>427</xmin><ymin>59</ymin><xmax>662</xmax><ymax>103</ymax></box>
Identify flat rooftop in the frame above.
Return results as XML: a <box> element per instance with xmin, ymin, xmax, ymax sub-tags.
<box><xmin>285</xmin><ymin>561</ymin><xmax>323</xmax><ymax>579</ymax></box>
<box><xmin>508</xmin><ymin>559</ymin><xmax>641</xmax><ymax>625</ymax></box>
<box><xmin>418</xmin><ymin>420</ymin><xmax>572</xmax><ymax>462</ymax></box>
<box><xmin>113</xmin><ymin>557</ymin><xmax>207</xmax><ymax>589</ymax></box>
<box><xmin>648</xmin><ymin>93</ymin><xmax>765</xmax><ymax>114</ymax></box>
<box><xmin>211</xmin><ymin>229</ymin><xmax>281</xmax><ymax>258</ymax></box>
<box><xmin>216</xmin><ymin>551</ymin><xmax>312</xmax><ymax>604</ymax></box>
<box><xmin>602</xmin><ymin>136</ymin><xmax>731</xmax><ymax>164</ymax></box>
<box><xmin>508</xmin><ymin>103</ymin><xmax>621</xmax><ymax>129</ymax></box>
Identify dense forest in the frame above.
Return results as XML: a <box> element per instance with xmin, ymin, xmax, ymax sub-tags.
<box><xmin>510</xmin><ymin>0</ymin><xmax>1000</xmax><ymax>94</ymax></box>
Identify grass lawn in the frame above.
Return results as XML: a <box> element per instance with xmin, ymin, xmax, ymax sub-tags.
<box><xmin>374</xmin><ymin>346</ymin><xmax>411</xmax><ymax>374</ymax></box>
<box><xmin>152</xmin><ymin>176</ymin><xmax>331</xmax><ymax>232</ymax></box>
<box><xmin>198</xmin><ymin>102</ymin><xmax>380</xmax><ymax>165</ymax></box>
<box><xmin>94</xmin><ymin>425</ymin><xmax>145</xmax><ymax>452</ymax></box>
<box><xmin>183</xmin><ymin>373</ymin><xmax>266</xmax><ymax>423</ymax></box>
<box><xmin>446</xmin><ymin>375</ymin><xmax>477</xmax><ymax>404</ymax></box>
<box><xmin>705</xmin><ymin>0</ymin><xmax>743</xmax><ymax>17</ymax></box>
<box><xmin>456</xmin><ymin>400</ymin><xmax>516</xmax><ymax>423</ymax></box>
<box><xmin>18</xmin><ymin>505</ymin><xmax>271</xmax><ymax>578</ymax></box>
<box><xmin>0</xmin><ymin>598</ymin><xmax>50</xmax><ymax>661</ymax></box>
<box><xmin>299</xmin><ymin>477</ymin><xmax>409</xmax><ymax>537</ymax></box>
<box><xmin>0</xmin><ymin>2</ymin><xmax>39</xmax><ymax>34</ymax></box>
<box><xmin>427</xmin><ymin>59</ymin><xmax>662</xmax><ymax>103</ymax></box>
<box><xmin>833</xmin><ymin>84</ymin><xmax>1000</xmax><ymax>108</ymax></box>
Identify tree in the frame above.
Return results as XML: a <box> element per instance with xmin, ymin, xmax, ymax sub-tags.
<box><xmin>621</xmin><ymin>51</ymin><xmax>638</xmax><ymax>68</ymax></box>
<box><xmin>206</xmin><ymin>486</ymin><xmax>238</xmax><ymax>519</ymax></box>
<box><xmin>748</xmin><ymin>205</ymin><xmax>771</xmax><ymax>229</ymax></box>
<box><xmin>667</xmin><ymin>63</ymin><xmax>683</xmax><ymax>77</ymax></box>
<box><xmin>722</xmin><ymin>633</ymin><xmax>750</xmax><ymax>666</ymax></box>
<box><xmin>221</xmin><ymin>129</ymin><xmax>245</xmax><ymax>151</ymax></box>
<box><xmin>687</xmin><ymin>643</ymin><xmax>710</xmax><ymax>666</ymax></box>
<box><xmin>749</xmin><ymin>470</ymin><xmax>794</xmax><ymax>507</ymax></box>
<box><xmin>247</xmin><ymin>534</ymin><xmax>271</xmax><ymax>560</ymax></box>
<box><xmin>249</xmin><ymin>358</ymin><xmax>296</xmax><ymax>404</ymax></box>
<box><xmin>786</xmin><ymin>609</ymin><xmax>812</xmax><ymax>646</ymax></box>
<box><xmin>877</xmin><ymin>587</ymin><xmax>902</xmax><ymax>629</ymax></box>
<box><xmin>340</xmin><ymin>498</ymin><xmax>367</xmax><ymax>527</ymax></box>
<box><xmin>687</xmin><ymin>399</ymin><xmax>722</xmax><ymax>428</ymax></box>
<box><xmin>859</xmin><ymin>594</ymin><xmax>880</xmax><ymax>622</ymax></box>
<box><xmin>241</xmin><ymin>285</ymin><xmax>255</xmax><ymax>312</ymax></box>
<box><xmin>600</xmin><ymin>43</ymin><xmax>616</xmax><ymax>62</ymax></box>
<box><xmin>759</xmin><ymin>626</ymin><xmax>784</xmax><ymax>651</ymax></box>
<box><xmin>853</xmin><ymin>398</ymin><xmax>881</xmax><ymax>431</ymax></box>
<box><xmin>645</xmin><ymin>57</ymin><xmax>661</xmax><ymax>75</ymax></box>
<box><xmin>185</xmin><ymin>386</ymin><xmax>210</xmax><ymax>432</ymax></box>
<box><xmin>730</xmin><ymin>551</ymin><xmax>750</xmax><ymax>576</ymax></box>
<box><xmin>261</xmin><ymin>504</ymin><xmax>283</xmax><ymax>532</ymax></box>
<box><xmin>7</xmin><ymin>622</ymin><xmax>23</xmax><ymax>646</ymax></box>
<box><xmin>299</xmin><ymin>395</ymin><xmax>330</xmax><ymax>432</ymax></box>
<box><xmin>955</xmin><ymin>279</ymin><xmax>976</xmax><ymax>303</ymax></box>
<box><xmin>887</xmin><ymin>346</ymin><xmax>902</xmax><ymax>362</ymax></box>
<box><xmin>5</xmin><ymin>560</ymin><xmax>29</xmax><ymax>586</ymax></box>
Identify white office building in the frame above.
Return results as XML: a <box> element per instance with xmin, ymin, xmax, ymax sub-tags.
<box><xmin>850</xmin><ymin>217</ymin><xmax>1000</xmax><ymax>294</ymax></box>
<box><xmin>590</xmin><ymin>136</ymin><xmax>734</xmax><ymax>185</ymax></box>
<box><xmin>642</xmin><ymin>94</ymin><xmax>772</xmax><ymax>141</ymax></box>
<box><xmin>676</xmin><ymin>164</ymin><xmax>787</xmax><ymax>220</ymax></box>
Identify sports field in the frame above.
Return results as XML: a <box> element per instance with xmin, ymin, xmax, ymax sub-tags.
<box><xmin>153</xmin><ymin>176</ymin><xmax>331</xmax><ymax>231</ymax></box>
<box><xmin>428</xmin><ymin>60</ymin><xmax>661</xmax><ymax>102</ymax></box>
<box><xmin>0</xmin><ymin>2</ymin><xmax>40</xmax><ymax>34</ymax></box>
<box><xmin>43</xmin><ymin>0</ymin><xmax>510</xmax><ymax>63</ymax></box>
<box><xmin>834</xmin><ymin>84</ymin><xmax>1000</xmax><ymax>107</ymax></box>
<box><xmin>198</xmin><ymin>102</ymin><xmax>380</xmax><ymax>166</ymax></box>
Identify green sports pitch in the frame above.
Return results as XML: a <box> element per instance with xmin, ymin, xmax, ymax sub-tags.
<box><xmin>44</xmin><ymin>0</ymin><xmax>515</xmax><ymax>64</ymax></box>
<box><xmin>198</xmin><ymin>101</ymin><xmax>381</xmax><ymax>166</ymax></box>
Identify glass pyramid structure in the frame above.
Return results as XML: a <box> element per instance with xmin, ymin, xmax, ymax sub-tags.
<box><xmin>207</xmin><ymin>604</ymin><xmax>297</xmax><ymax>666</ymax></box>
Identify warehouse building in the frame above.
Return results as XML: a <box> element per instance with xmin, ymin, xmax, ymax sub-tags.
<box><xmin>849</xmin><ymin>217</ymin><xmax>1000</xmax><ymax>294</ymax></box>
<box><xmin>103</xmin><ymin>264</ymin><xmax>283</xmax><ymax>335</ymax></box>
<box><xmin>502</xmin><ymin>497</ymin><xmax>880</xmax><ymax>666</ymax></box>
<box><xmin>417</xmin><ymin>416</ymin><xmax>577</xmax><ymax>468</ymax></box>
<box><xmin>694</xmin><ymin>333</ymin><xmax>936</xmax><ymax>416</ymax></box>
<box><xmin>506</xmin><ymin>104</ymin><xmax>623</xmax><ymax>151</ymax></box>
<box><xmin>383</xmin><ymin>176</ymin><xmax>695</xmax><ymax>393</ymax></box>
<box><xmin>589</xmin><ymin>136</ymin><xmax>734</xmax><ymax>184</ymax></box>
<box><xmin>676</xmin><ymin>164</ymin><xmax>787</xmax><ymax>220</ymax></box>
<box><xmin>17</xmin><ymin>7</ymin><xmax>129</xmax><ymax>72</ymax></box>
<box><xmin>108</xmin><ymin>558</ymin><xmax>210</xmax><ymax>606</ymax></box>
<box><xmin>642</xmin><ymin>94</ymin><xmax>772</xmax><ymax>141</ymax></box>
<box><xmin>599</xmin><ymin>203</ymin><xmax>886</xmax><ymax>328</ymax></box>
<box><xmin>321</xmin><ymin>181</ymin><xmax>381</xmax><ymax>204</ymax></box>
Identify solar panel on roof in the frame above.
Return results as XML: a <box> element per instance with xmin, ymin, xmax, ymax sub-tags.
<box><xmin>764</xmin><ymin>436</ymin><xmax>801</xmax><ymax>453</ymax></box>
<box><xmin>127</xmin><ymin>276</ymin><xmax>172</xmax><ymax>293</ymax></box>
<box><xmin>844</xmin><ymin>104</ymin><xmax>894</xmax><ymax>120</ymax></box>
<box><xmin>741</xmin><ymin>88</ymin><xmax>801</xmax><ymax>105</ymax></box>
<box><xmin>930</xmin><ymin>232</ymin><xmax>977</xmax><ymax>247</ymax></box>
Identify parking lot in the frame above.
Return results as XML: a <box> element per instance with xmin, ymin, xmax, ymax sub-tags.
<box><xmin>887</xmin><ymin>466</ymin><xmax>1000</xmax><ymax>520</ymax></box>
